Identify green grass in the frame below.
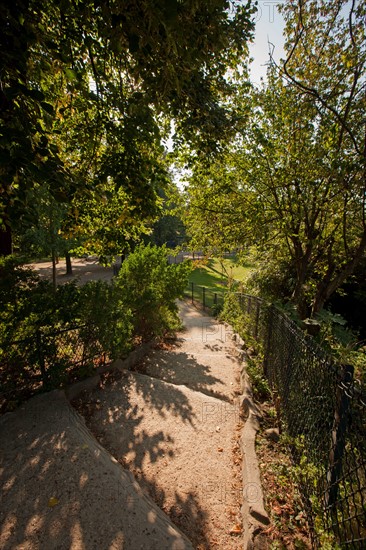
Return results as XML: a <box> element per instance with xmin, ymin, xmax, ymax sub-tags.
<box><xmin>185</xmin><ymin>256</ymin><xmax>255</xmax><ymax>306</ymax></box>
<box><xmin>189</xmin><ymin>257</ymin><xmax>253</xmax><ymax>288</ymax></box>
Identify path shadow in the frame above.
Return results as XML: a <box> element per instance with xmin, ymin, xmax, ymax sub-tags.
<box><xmin>147</xmin><ymin>482</ymin><xmax>211</xmax><ymax>549</ymax></box>
<box><xmin>0</xmin><ymin>391</ymin><xmax>192</xmax><ymax>549</ymax></box>
<box><xmin>137</xmin><ymin>348</ymin><xmax>234</xmax><ymax>404</ymax></box>
<box><xmin>73</xmin><ymin>368</ymin><xmax>212</xmax><ymax>548</ymax></box>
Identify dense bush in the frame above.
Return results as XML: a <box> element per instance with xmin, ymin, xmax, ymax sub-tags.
<box><xmin>219</xmin><ymin>291</ymin><xmax>262</xmax><ymax>351</ymax></box>
<box><xmin>114</xmin><ymin>244</ymin><xmax>191</xmax><ymax>340</ymax></box>
<box><xmin>219</xmin><ymin>291</ymin><xmax>270</xmax><ymax>399</ymax></box>
<box><xmin>243</xmin><ymin>250</ymin><xmax>295</xmax><ymax>303</ymax></box>
<box><xmin>0</xmin><ymin>247</ymin><xmax>191</xmax><ymax>410</ymax></box>
<box><xmin>0</xmin><ymin>256</ymin><xmax>83</xmax><ymax>338</ymax></box>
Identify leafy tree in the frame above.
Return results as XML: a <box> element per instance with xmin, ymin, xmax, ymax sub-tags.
<box><xmin>0</xmin><ymin>0</ymin><xmax>255</xmax><ymax>255</ymax></box>
<box><xmin>148</xmin><ymin>185</ymin><xmax>187</xmax><ymax>248</ymax></box>
<box><xmin>185</xmin><ymin>1</ymin><xmax>366</xmax><ymax>318</ymax></box>
<box><xmin>184</xmin><ymin>147</ymin><xmax>253</xmax><ymax>256</ymax></box>
<box><xmin>278</xmin><ymin>0</ymin><xmax>366</xmax><ymax>315</ymax></box>
<box><xmin>67</xmin><ymin>180</ymin><xmax>160</xmax><ymax>264</ymax></box>
<box><xmin>15</xmin><ymin>184</ymin><xmax>76</xmax><ymax>286</ymax></box>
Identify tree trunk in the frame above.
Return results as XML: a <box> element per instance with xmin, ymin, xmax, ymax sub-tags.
<box><xmin>51</xmin><ymin>248</ymin><xmax>57</xmax><ymax>291</ymax></box>
<box><xmin>311</xmin><ymin>231</ymin><xmax>366</xmax><ymax>316</ymax></box>
<box><xmin>65</xmin><ymin>251</ymin><xmax>73</xmax><ymax>275</ymax></box>
<box><xmin>0</xmin><ymin>224</ymin><xmax>13</xmax><ymax>256</ymax></box>
<box><xmin>291</xmin><ymin>244</ymin><xmax>312</xmax><ymax>318</ymax></box>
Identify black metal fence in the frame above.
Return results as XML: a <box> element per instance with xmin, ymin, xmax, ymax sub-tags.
<box><xmin>184</xmin><ymin>281</ymin><xmax>226</xmax><ymax>310</ymax></box>
<box><xmin>236</xmin><ymin>294</ymin><xmax>366</xmax><ymax>549</ymax></box>
<box><xmin>0</xmin><ymin>324</ymin><xmax>106</xmax><ymax>413</ymax></box>
<box><xmin>185</xmin><ymin>285</ymin><xmax>366</xmax><ymax>546</ymax></box>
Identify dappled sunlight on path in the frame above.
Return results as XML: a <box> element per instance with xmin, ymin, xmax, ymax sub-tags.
<box><xmin>75</xmin><ymin>301</ymin><xmax>244</xmax><ymax>548</ymax></box>
<box><xmin>0</xmin><ymin>391</ymin><xmax>192</xmax><ymax>549</ymax></box>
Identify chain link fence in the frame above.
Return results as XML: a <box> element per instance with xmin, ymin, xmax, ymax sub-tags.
<box><xmin>0</xmin><ymin>324</ymin><xmax>106</xmax><ymax>413</ymax></box>
<box><xmin>237</xmin><ymin>295</ymin><xmax>366</xmax><ymax>549</ymax></box>
<box><xmin>184</xmin><ymin>285</ymin><xmax>366</xmax><ymax>546</ymax></box>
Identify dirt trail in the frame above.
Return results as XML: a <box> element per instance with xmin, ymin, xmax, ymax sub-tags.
<box><xmin>74</xmin><ymin>302</ymin><xmax>245</xmax><ymax>549</ymax></box>
<box><xmin>26</xmin><ymin>257</ymin><xmax>114</xmax><ymax>285</ymax></box>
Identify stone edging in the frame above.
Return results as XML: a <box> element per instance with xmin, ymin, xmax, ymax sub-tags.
<box><xmin>66</xmin><ymin>341</ymin><xmax>155</xmax><ymax>402</ymax></box>
<box><xmin>231</xmin><ymin>331</ymin><xmax>271</xmax><ymax>549</ymax></box>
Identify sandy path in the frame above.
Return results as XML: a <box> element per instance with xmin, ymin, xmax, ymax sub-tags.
<box><xmin>26</xmin><ymin>257</ymin><xmax>114</xmax><ymax>285</ymax></box>
<box><xmin>74</xmin><ymin>302</ymin><xmax>244</xmax><ymax>549</ymax></box>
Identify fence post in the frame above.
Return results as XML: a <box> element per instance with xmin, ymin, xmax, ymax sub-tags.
<box><xmin>36</xmin><ymin>329</ymin><xmax>47</xmax><ymax>387</ymax></box>
<box><xmin>263</xmin><ymin>304</ymin><xmax>274</xmax><ymax>380</ymax></box>
<box><xmin>254</xmin><ymin>300</ymin><xmax>260</xmax><ymax>341</ymax></box>
<box><xmin>203</xmin><ymin>286</ymin><xmax>206</xmax><ymax>309</ymax></box>
<box><xmin>191</xmin><ymin>282</ymin><xmax>194</xmax><ymax>304</ymax></box>
<box><xmin>325</xmin><ymin>364</ymin><xmax>354</xmax><ymax>510</ymax></box>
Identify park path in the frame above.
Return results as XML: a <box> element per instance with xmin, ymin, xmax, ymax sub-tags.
<box><xmin>74</xmin><ymin>301</ymin><xmax>245</xmax><ymax>549</ymax></box>
<box><xmin>0</xmin><ymin>299</ymin><xmax>247</xmax><ymax>550</ymax></box>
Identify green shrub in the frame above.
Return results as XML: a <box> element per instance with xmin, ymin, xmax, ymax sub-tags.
<box><xmin>313</xmin><ymin>309</ymin><xmax>366</xmax><ymax>382</ymax></box>
<box><xmin>0</xmin><ymin>247</ymin><xmax>191</xmax><ymax>410</ymax></box>
<box><xmin>78</xmin><ymin>280</ymin><xmax>133</xmax><ymax>359</ymax></box>
<box><xmin>114</xmin><ymin>244</ymin><xmax>191</xmax><ymax>340</ymax></box>
<box><xmin>220</xmin><ymin>291</ymin><xmax>257</xmax><ymax>349</ymax></box>
<box><xmin>246</xmin><ymin>355</ymin><xmax>271</xmax><ymax>400</ymax></box>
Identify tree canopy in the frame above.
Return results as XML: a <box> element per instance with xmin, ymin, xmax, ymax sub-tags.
<box><xmin>0</xmin><ymin>0</ymin><xmax>255</xmax><ymax>255</ymax></box>
<box><xmin>185</xmin><ymin>0</ymin><xmax>366</xmax><ymax>317</ymax></box>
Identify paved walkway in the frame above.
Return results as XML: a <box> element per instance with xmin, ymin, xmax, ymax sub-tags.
<box><xmin>0</xmin><ymin>390</ymin><xmax>193</xmax><ymax>549</ymax></box>
<box><xmin>76</xmin><ymin>302</ymin><xmax>245</xmax><ymax>548</ymax></box>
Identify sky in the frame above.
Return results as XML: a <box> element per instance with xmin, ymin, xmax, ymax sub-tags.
<box><xmin>248</xmin><ymin>0</ymin><xmax>286</xmax><ymax>85</ymax></box>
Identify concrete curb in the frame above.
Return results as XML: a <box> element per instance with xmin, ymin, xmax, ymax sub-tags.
<box><xmin>232</xmin><ymin>333</ymin><xmax>271</xmax><ymax>549</ymax></box>
<box><xmin>66</xmin><ymin>340</ymin><xmax>155</xmax><ymax>402</ymax></box>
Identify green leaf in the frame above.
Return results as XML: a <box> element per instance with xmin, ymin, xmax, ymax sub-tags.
<box><xmin>64</xmin><ymin>68</ymin><xmax>78</xmax><ymax>82</ymax></box>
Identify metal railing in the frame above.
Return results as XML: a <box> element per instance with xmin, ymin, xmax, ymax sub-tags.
<box><xmin>238</xmin><ymin>295</ymin><xmax>366</xmax><ymax>549</ymax></box>
<box><xmin>0</xmin><ymin>324</ymin><xmax>106</xmax><ymax>413</ymax></box>
<box><xmin>184</xmin><ymin>281</ymin><xmax>226</xmax><ymax>310</ymax></box>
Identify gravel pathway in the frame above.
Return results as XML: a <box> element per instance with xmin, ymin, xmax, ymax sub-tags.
<box><xmin>0</xmin><ymin>300</ymin><xmax>245</xmax><ymax>549</ymax></box>
<box><xmin>74</xmin><ymin>302</ymin><xmax>245</xmax><ymax>549</ymax></box>
<box><xmin>0</xmin><ymin>391</ymin><xmax>192</xmax><ymax>550</ymax></box>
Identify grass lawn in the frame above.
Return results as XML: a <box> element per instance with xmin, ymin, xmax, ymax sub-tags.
<box><xmin>185</xmin><ymin>256</ymin><xmax>255</xmax><ymax>306</ymax></box>
<box><xmin>189</xmin><ymin>257</ymin><xmax>254</xmax><ymax>287</ymax></box>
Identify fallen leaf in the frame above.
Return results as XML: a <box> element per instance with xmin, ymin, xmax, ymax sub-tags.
<box><xmin>229</xmin><ymin>524</ymin><xmax>243</xmax><ymax>535</ymax></box>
